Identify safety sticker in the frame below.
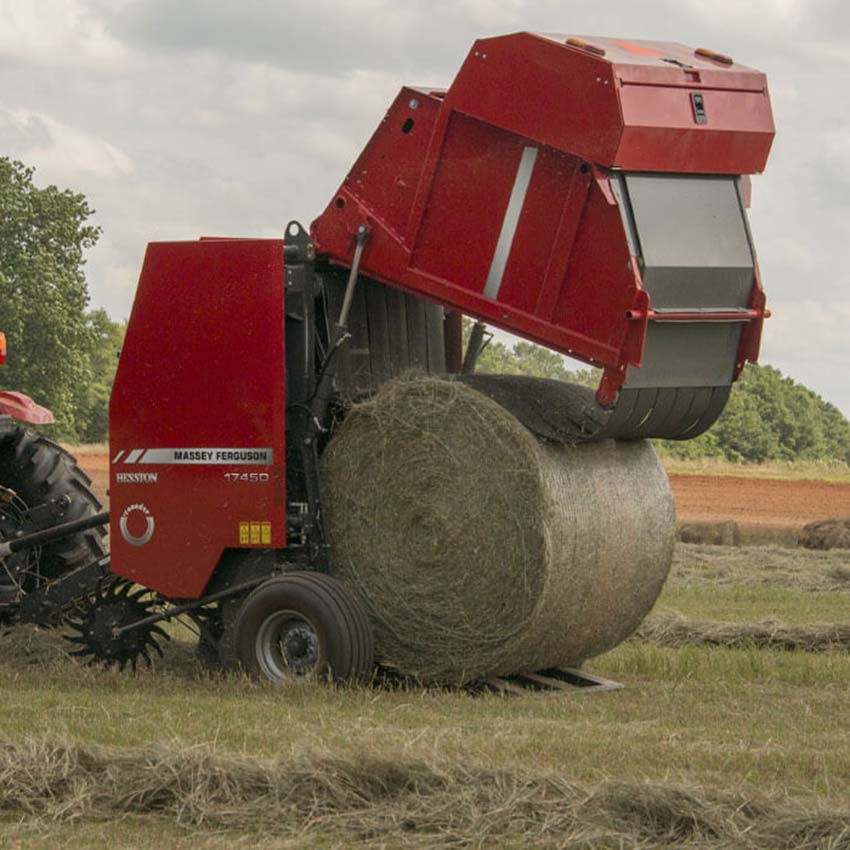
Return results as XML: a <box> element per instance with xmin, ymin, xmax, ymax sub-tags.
<box><xmin>239</xmin><ymin>521</ymin><xmax>272</xmax><ymax>545</ymax></box>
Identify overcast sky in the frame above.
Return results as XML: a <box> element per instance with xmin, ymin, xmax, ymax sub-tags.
<box><xmin>1</xmin><ymin>0</ymin><xmax>848</xmax><ymax>413</ymax></box>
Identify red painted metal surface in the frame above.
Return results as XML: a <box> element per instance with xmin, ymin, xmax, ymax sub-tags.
<box><xmin>0</xmin><ymin>391</ymin><xmax>54</xmax><ymax>425</ymax></box>
<box><xmin>109</xmin><ymin>239</ymin><xmax>286</xmax><ymax>598</ymax></box>
<box><xmin>311</xmin><ymin>32</ymin><xmax>774</xmax><ymax>399</ymax></box>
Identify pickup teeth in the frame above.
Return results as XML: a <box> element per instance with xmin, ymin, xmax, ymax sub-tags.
<box><xmin>63</xmin><ymin>579</ymin><xmax>170</xmax><ymax>672</ymax></box>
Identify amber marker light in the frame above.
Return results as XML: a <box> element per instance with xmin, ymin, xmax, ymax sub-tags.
<box><xmin>695</xmin><ymin>47</ymin><xmax>734</xmax><ymax>65</ymax></box>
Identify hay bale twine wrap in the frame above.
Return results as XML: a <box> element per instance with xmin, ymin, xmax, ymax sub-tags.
<box><xmin>322</xmin><ymin>377</ymin><xmax>676</xmax><ymax>684</ymax></box>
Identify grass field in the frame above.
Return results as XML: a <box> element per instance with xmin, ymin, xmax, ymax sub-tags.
<box><xmin>661</xmin><ymin>456</ymin><xmax>850</xmax><ymax>484</ymax></box>
<box><xmin>1</xmin><ymin>543</ymin><xmax>849</xmax><ymax>848</ymax></box>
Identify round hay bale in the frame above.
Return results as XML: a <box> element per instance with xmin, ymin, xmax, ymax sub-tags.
<box><xmin>799</xmin><ymin>518</ymin><xmax>850</xmax><ymax>551</ymax></box>
<box><xmin>322</xmin><ymin>377</ymin><xmax>676</xmax><ymax>684</ymax></box>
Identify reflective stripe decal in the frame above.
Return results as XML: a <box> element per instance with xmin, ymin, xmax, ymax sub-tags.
<box><xmin>483</xmin><ymin>145</ymin><xmax>538</xmax><ymax>301</ymax></box>
<box><xmin>114</xmin><ymin>448</ymin><xmax>274</xmax><ymax>465</ymax></box>
<box><xmin>112</xmin><ymin>450</ymin><xmax>125</xmax><ymax>464</ymax></box>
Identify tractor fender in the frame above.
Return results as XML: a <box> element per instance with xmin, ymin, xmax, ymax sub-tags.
<box><xmin>0</xmin><ymin>392</ymin><xmax>54</xmax><ymax>426</ymax></box>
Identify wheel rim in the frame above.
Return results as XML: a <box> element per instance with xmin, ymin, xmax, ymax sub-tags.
<box><xmin>0</xmin><ymin>486</ymin><xmax>41</xmax><ymax>598</ymax></box>
<box><xmin>255</xmin><ymin>610</ymin><xmax>320</xmax><ymax>681</ymax></box>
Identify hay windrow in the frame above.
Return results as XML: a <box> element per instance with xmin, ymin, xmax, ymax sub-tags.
<box><xmin>638</xmin><ymin>612</ymin><xmax>850</xmax><ymax>652</ymax></box>
<box><xmin>2</xmin><ymin>738</ymin><xmax>850</xmax><ymax>848</ymax></box>
<box><xmin>669</xmin><ymin>543</ymin><xmax>850</xmax><ymax>593</ymax></box>
<box><xmin>322</xmin><ymin>376</ymin><xmax>676</xmax><ymax>684</ymax></box>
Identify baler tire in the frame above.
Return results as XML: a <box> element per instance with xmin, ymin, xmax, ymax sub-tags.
<box><xmin>0</xmin><ymin>423</ymin><xmax>106</xmax><ymax>601</ymax></box>
<box><xmin>232</xmin><ymin>572</ymin><xmax>374</xmax><ymax>684</ymax></box>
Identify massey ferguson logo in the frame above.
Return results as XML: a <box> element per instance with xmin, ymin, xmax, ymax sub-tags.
<box><xmin>120</xmin><ymin>503</ymin><xmax>155</xmax><ymax>547</ymax></box>
<box><xmin>116</xmin><ymin>472</ymin><xmax>158</xmax><ymax>484</ymax></box>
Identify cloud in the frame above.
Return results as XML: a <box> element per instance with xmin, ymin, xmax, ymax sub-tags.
<box><xmin>0</xmin><ymin>109</ymin><xmax>134</xmax><ymax>182</ymax></box>
<box><xmin>0</xmin><ymin>0</ymin><xmax>127</xmax><ymax>68</ymax></box>
<box><xmin>762</xmin><ymin>299</ymin><xmax>850</xmax><ymax>413</ymax></box>
<box><xmin>106</xmin><ymin>0</ymin><xmax>473</xmax><ymax>76</ymax></box>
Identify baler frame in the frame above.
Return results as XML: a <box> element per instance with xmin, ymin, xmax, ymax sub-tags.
<box><xmin>0</xmin><ymin>31</ymin><xmax>777</xmax><ymax>686</ymax></box>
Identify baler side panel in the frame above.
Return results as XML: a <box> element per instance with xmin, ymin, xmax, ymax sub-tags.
<box><xmin>109</xmin><ymin>239</ymin><xmax>286</xmax><ymax>599</ymax></box>
<box><xmin>445</xmin><ymin>34</ymin><xmax>624</xmax><ymax>169</ymax></box>
<box><xmin>329</xmin><ymin>87</ymin><xmax>444</xmax><ymax>244</ymax></box>
<box><xmin>554</xmin><ymin>183</ymin><xmax>641</xmax><ymax>355</ymax></box>
<box><xmin>313</xmin><ymin>112</ymin><xmax>633</xmax><ymax>373</ymax></box>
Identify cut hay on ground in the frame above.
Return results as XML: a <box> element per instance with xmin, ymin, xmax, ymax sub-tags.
<box><xmin>639</xmin><ymin>612</ymin><xmax>850</xmax><ymax>652</ymax></box>
<box><xmin>1</xmin><ymin>738</ymin><xmax>849</xmax><ymax>848</ymax></box>
<box><xmin>322</xmin><ymin>377</ymin><xmax>675</xmax><ymax>685</ymax></box>
<box><xmin>670</xmin><ymin>544</ymin><xmax>850</xmax><ymax>592</ymax></box>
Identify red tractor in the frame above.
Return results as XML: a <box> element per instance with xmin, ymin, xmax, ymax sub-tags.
<box><xmin>0</xmin><ymin>331</ymin><xmax>104</xmax><ymax>611</ymax></box>
<box><xmin>7</xmin><ymin>33</ymin><xmax>774</xmax><ymax>682</ymax></box>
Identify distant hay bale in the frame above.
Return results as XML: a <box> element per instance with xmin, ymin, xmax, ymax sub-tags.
<box><xmin>678</xmin><ymin>520</ymin><xmax>741</xmax><ymax>547</ymax></box>
<box><xmin>322</xmin><ymin>377</ymin><xmax>676</xmax><ymax>684</ymax></box>
<box><xmin>639</xmin><ymin>612</ymin><xmax>850</xmax><ymax>652</ymax></box>
<box><xmin>799</xmin><ymin>518</ymin><xmax>850</xmax><ymax>551</ymax></box>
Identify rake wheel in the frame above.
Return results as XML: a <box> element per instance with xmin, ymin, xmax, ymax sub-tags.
<box><xmin>64</xmin><ymin>580</ymin><xmax>170</xmax><ymax>671</ymax></box>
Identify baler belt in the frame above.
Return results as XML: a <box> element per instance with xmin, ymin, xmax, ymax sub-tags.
<box><xmin>594</xmin><ymin>385</ymin><xmax>730</xmax><ymax>441</ymax></box>
<box><xmin>457</xmin><ymin>375</ymin><xmax>729</xmax><ymax>443</ymax></box>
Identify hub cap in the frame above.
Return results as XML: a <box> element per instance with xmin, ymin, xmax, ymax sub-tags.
<box><xmin>255</xmin><ymin>610</ymin><xmax>320</xmax><ymax>681</ymax></box>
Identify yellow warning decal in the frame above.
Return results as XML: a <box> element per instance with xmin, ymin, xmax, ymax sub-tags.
<box><xmin>239</xmin><ymin>521</ymin><xmax>273</xmax><ymax>545</ymax></box>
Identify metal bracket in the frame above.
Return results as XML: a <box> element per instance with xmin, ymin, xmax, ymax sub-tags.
<box><xmin>17</xmin><ymin>554</ymin><xmax>113</xmax><ymax>625</ymax></box>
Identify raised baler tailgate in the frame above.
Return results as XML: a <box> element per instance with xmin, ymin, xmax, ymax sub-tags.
<box><xmin>109</xmin><ymin>239</ymin><xmax>286</xmax><ymax>599</ymax></box>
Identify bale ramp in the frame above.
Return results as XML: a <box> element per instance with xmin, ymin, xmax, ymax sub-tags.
<box><xmin>322</xmin><ymin>377</ymin><xmax>676</xmax><ymax>685</ymax></box>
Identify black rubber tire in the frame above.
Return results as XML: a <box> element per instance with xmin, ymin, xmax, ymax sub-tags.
<box><xmin>232</xmin><ymin>571</ymin><xmax>374</xmax><ymax>683</ymax></box>
<box><xmin>0</xmin><ymin>423</ymin><xmax>106</xmax><ymax>592</ymax></box>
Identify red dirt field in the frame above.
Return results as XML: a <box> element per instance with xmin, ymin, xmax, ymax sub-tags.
<box><xmin>77</xmin><ymin>453</ymin><xmax>108</xmax><ymax>505</ymax></box>
<box><xmin>668</xmin><ymin>474</ymin><xmax>850</xmax><ymax>527</ymax></box>
<box><xmin>77</xmin><ymin>452</ymin><xmax>850</xmax><ymax>534</ymax></box>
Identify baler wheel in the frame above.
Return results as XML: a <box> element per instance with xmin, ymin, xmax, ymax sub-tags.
<box><xmin>232</xmin><ymin>572</ymin><xmax>374</xmax><ymax>683</ymax></box>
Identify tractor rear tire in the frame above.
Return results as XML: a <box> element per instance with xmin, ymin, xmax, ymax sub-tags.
<box><xmin>0</xmin><ymin>421</ymin><xmax>106</xmax><ymax>601</ymax></box>
<box><xmin>232</xmin><ymin>572</ymin><xmax>374</xmax><ymax>683</ymax></box>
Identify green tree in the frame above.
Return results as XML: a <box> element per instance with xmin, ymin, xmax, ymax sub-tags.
<box><xmin>0</xmin><ymin>157</ymin><xmax>103</xmax><ymax>439</ymax></box>
<box><xmin>466</xmin><ymin>320</ymin><xmax>598</xmax><ymax>386</ymax></box>
<box><xmin>76</xmin><ymin>309</ymin><xmax>125</xmax><ymax>443</ymax></box>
